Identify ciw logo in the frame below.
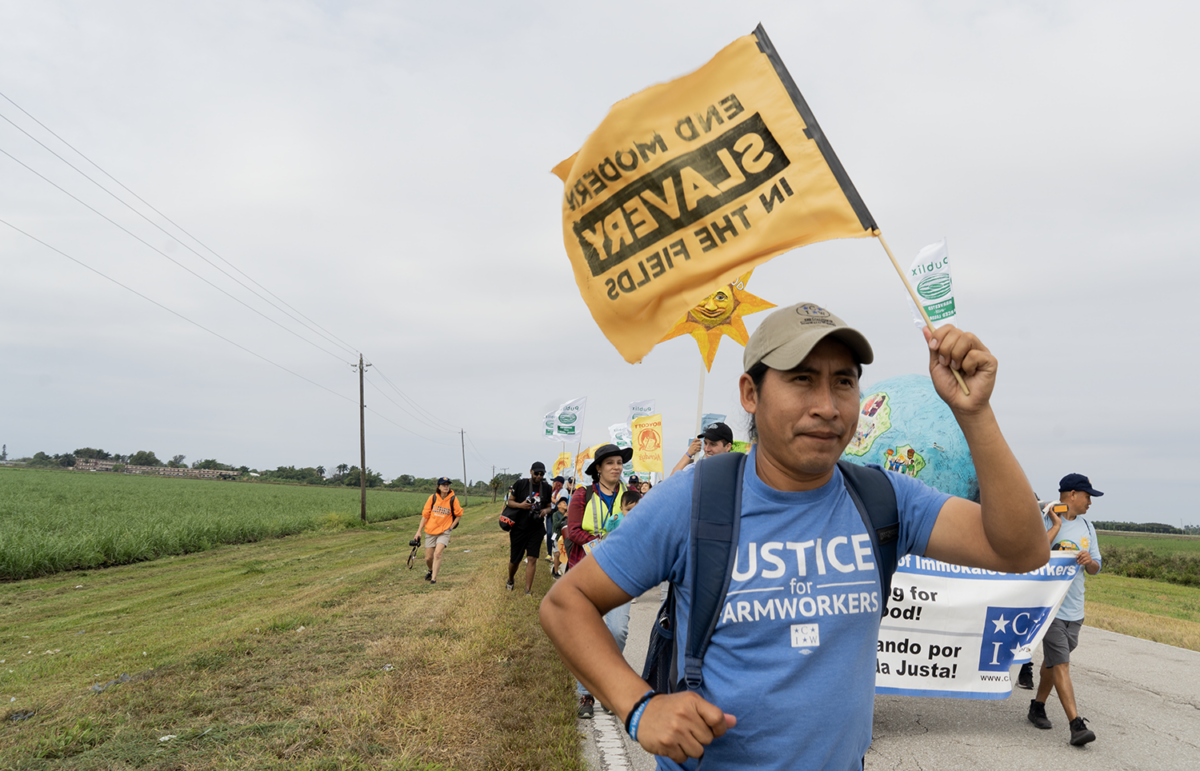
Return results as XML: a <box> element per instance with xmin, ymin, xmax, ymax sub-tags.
<box><xmin>978</xmin><ymin>606</ymin><xmax>1052</xmax><ymax>672</ymax></box>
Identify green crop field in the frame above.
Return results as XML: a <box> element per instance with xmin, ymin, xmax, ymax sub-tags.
<box><xmin>1090</xmin><ymin>530</ymin><xmax>1200</xmax><ymax>587</ymax></box>
<box><xmin>1095</xmin><ymin>531</ymin><xmax>1200</xmax><ymax>554</ymax></box>
<box><xmin>0</xmin><ymin>468</ymin><xmax>450</xmax><ymax>581</ymax></box>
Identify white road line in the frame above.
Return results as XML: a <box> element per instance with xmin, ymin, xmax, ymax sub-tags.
<box><xmin>591</xmin><ymin>710</ymin><xmax>632</xmax><ymax>771</ymax></box>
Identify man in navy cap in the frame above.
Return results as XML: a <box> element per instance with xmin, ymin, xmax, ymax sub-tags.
<box><xmin>669</xmin><ymin>421</ymin><xmax>734</xmax><ymax>477</ymax></box>
<box><xmin>1027</xmin><ymin>473</ymin><xmax>1103</xmax><ymax>746</ymax></box>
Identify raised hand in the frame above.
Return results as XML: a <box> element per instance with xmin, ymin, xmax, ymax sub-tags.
<box><xmin>923</xmin><ymin>325</ymin><xmax>997</xmax><ymax>415</ymax></box>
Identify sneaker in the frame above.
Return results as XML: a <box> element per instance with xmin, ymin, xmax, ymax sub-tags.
<box><xmin>577</xmin><ymin>695</ymin><xmax>594</xmax><ymax>719</ymax></box>
<box><xmin>1027</xmin><ymin>699</ymin><xmax>1052</xmax><ymax>729</ymax></box>
<box><xmin>1017</xmin><ymin>662</ymin><xmax>1034</xmax><ymax>690</ymax></box>
<box><xmin>1069</xmin><ymin>716</ymin><xmax>1095</xmax><ymax>746</ymax></box>
<box><xmin>429</xmin><ymin>580</ymin><xmax>436</xmax><ymax>585</ymax></box>
<box><xmin>424</xmin><ymin>571</ymin><xmax>432</xmax><ymax>582</ymax></box>
<box><xmin>506</xmin><ymin>580</ymin><xmax>514</xmax><ymax>591</ymax></box>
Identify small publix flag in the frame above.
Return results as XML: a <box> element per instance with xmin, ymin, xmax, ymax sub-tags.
<box><xmin>553</xmin><ymin>24</ymin><xmax>876</xmax><ymax>364</ymax></box>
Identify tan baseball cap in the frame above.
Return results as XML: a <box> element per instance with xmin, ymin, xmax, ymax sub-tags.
<box><xmin>743</xmin><ymin>302</ymin><xmax>874</xmax><ymax>372</ymax></box>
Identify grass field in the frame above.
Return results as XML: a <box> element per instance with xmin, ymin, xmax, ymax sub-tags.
<box><xmin>1086</xmin><ymin>572</ymin><xmax>1200</xmax><ymax>651</ymax></box>
<box><xmin>0</xmin><ymin>468</ymin><xmax>451</xmax><ymax>581</ymax></box>
<box><xmin>1090</xmin><ymin>530</ymin><xmax>1200</xmax><ymax>587</ymax></box>
<box><xmin>1094</xmin><ymin>531</ymin><xmax>1200</xmax><ymax>554</ymax></box>
<box><xmin>0</xmin><ymin>501</ymin><xmax>583</xmax><ymax>770</ymax></box>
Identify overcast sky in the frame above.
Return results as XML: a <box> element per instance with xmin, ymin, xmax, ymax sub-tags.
<box><xmin>2</xmin><ymin>1</ymin><xmax>1196</xmax><ymax>525</ymax></box>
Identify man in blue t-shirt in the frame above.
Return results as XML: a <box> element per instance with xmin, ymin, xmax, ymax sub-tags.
<box><xmin>539</xmin><ymin>301</ymin><xmax>1051</xmax><ymax>771</ymax></box>
<box><xmin>1027</xmin><ymin>473</ymin><xmax>1102</xmax><ymax>746</ymax></box>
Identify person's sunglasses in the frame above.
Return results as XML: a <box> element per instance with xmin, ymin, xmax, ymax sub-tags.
<box><xmin>532</xmin><ymin>471</ymin><xmax>544</xmax><ymax>476</ymax></box>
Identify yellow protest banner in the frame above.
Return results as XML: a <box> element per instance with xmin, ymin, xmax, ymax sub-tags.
<box><xmin>631</xmin><ymin>414</ymin><xmax>664</xmax><ymax>473</ymax></box>
<box><xmin>552</xmin><ymin>452</ymin><xmax>572</xmax><ymax>478</ymax></box>
<box><xmin>553</xmin><ymin>24</ymin><xmax>876</xmax><ymax>364</ymax></box>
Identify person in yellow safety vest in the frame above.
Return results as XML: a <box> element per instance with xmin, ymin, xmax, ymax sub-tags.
<box><xmin>414</xmin><ymin>477</ymin><xmax>463</xmax><ymax>585</ymax></box>
<box><xmin>564</xmin><ymin>442</ymin><xmax>634</xmax><ymax>719</ymax></box>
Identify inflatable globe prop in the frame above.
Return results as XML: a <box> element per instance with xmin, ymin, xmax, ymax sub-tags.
<box><xmin>841</xmin><ymin>373</ymin><xmax>979</xmax><ymax>502</ymax></box>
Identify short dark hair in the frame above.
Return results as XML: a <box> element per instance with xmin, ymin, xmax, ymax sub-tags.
<box><xmin>622</xmin><ymin>488</ymin><xmax>642</xmax><ymax>505</ymax></box>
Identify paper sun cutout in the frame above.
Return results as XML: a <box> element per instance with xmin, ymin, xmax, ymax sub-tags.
<box><xmin>659</xmin><ymin>270</ymin><xmax>776</xmax><ymax>371</ymax></box>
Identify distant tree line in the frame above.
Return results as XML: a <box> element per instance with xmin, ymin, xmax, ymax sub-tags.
<box><xmin>8</xmin><ymin>447</ymin><xmax>494</xmax><ymax>494</ymax></box>
<box><xmin>1093</xmin><ymin>521</ymin><xmax>1197</xmax><ymax>535</ymax></box>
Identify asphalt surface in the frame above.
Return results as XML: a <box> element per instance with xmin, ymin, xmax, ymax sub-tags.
<box><xmin>576</xmin><ymin>585</ymin><xmax>1200</xmax><ymax>771</ymax></box>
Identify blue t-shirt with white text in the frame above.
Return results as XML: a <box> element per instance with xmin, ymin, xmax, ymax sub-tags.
<box><xmin>593</xmin><ymin>448</ymin><xmax>948</xmax><ymax>771</ymax></box>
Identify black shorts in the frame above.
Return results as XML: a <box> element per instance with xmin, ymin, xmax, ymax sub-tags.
<box><xmin>509</xmin><ymin>525</ymin><xmax>543</xmax><ymax>562</ymax></box>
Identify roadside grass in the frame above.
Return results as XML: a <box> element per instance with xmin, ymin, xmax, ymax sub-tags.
<box><xmin>1085</xmin><ymin>572</ymin><xmax>1200</xmax><ymax>652</ymax></box>
<box><xmin>0</xmin><ymin>467</ymin><xmax>436</xmax><ymax>580</ymax></box>
<box><xmin>0</xmin><ymin>503</ymin><xmax>584</xmax><ymax>770</ymax></box>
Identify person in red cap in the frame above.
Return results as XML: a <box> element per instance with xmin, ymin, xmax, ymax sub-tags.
<box><xmin>1026</xmin><ymin>473</ymin><xmax>1103</xmax><ymax>746</ymax></box>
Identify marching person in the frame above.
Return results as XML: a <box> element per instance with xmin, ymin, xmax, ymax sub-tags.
<box><xmin>565</xmin><ymin>443</ymin><xmax>634</xmax><ymax>719</ymax></box>
<box><xmin>503</xmin><ymin>461</ymin><xmax>554</xmax><ymax>595</ymax></box>
<box><xmin>541</xmin><ymin>301</ymin><xmax>1049</xmax><ymax>769</ymax></box>
<box><xmin>669</xmin><ymin>421</ymin><xmax>734</xmax><ymax>477</ymax></box>
<box><xmin>413</xmin><ymin>477</ymin><xmax>463</xmax><ymax>585</ymax></box>
<box><xmin>1027</xmin><ymin>474</ymin><xmax>1103</xmax><ymax>746</ymax></box>
<box><xmin>547</xmin><ymin>476</ymin><xmax>566</xmax><ymax>563</ymax></box>
<box><xmin>549</xmin><ymin>496</ymin><xmax>569</xmax><ymax>577</ymax></box>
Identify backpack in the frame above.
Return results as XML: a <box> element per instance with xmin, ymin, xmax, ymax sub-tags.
<box><xmin>498</xmin><ymin>481</ymin><xmax>545</xmax><ymax>532</ymax></box>
<box><xmin>428</xmin><ymin>492</ymin><xmax>458</xmax><ymax>529</ymax></box>
<box><xmin>641</xmin><ymin>453</ymin><xmax>899</xmax><ymax>694</ymax></box>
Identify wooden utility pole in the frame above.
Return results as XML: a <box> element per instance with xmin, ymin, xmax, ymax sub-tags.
<box><xmin>460</xmin><ymin>429</ymin><xmax>469</xmax><ymax>506</ymax></box>
<box><xmin>358</xmin><ymin>354</ymin><xmax>369</xmax><ymax>523</ymax></box>
<box><xmin>492</xmin><ymin>465</ymin><xmax>496</xmax><ymax>503</ymax></box>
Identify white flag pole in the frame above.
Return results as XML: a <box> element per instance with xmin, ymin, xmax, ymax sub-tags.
<box><xmin>874</xmin><ymin>230</ymin><xmax>969</xmax><ymax>396</ymax></box>
<box><xmin>694</xmin><ymin>359</ymin><xmax>707</xmax><ymax>435</ymax></box>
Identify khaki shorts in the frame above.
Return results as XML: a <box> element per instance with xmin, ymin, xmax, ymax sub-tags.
<box><xmin>424</xmin><ymin>532</ymin><xmax>451</xmax><ymax>548</ymax></box>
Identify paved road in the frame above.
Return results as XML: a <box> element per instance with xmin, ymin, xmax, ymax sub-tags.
<box><xmin>577</xmin><ymin>585</ymin><xmax>1200</xmax><ymax>770</ymax></box>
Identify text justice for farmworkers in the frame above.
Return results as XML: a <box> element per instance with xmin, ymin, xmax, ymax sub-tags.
<box><xmin>540</xmin><ymin>301</ymin><xmax>1048</xmax><ymax>771</ymax></box>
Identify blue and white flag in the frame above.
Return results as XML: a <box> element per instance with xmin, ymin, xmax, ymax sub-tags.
<box><xmin>875</xmin><ymin>552</ymin><xmax>1078</xmax><ymax>699</ymax></box>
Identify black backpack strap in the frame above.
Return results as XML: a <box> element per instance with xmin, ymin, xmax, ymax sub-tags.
<box><xmin>838</xmin><ymin>461</ymin><xmax>900</xmax><ymax>614</ymax></box>
<box><xmin>682</xmin><ymin>452</ymin><xmax>747</xmax><ymax>690</ymax></box>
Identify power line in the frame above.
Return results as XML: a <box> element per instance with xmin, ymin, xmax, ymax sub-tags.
<box><xmin>0</xmin><ymin>145</ymin><xmax>352</xmax><ymax>364</ymax></box>
<box><xmin>371</xmin><ymin>364</ymin><xmax>461</xmax><ymax>432</ymax></box>
<box><xmin>1</xmin><ymin>216</ymin><xmax>355</xmax><ymax>404</ymax></box>
<box><xmin>0</xmin><ymin>90</ymin><xmax>359</xmax><ymax>357</ymax></box>
<box><xmin>0</xmin><ymin>109</ymin><xmax>360</xmax><ymax>359</ymax></box>
<box><xmin>363</xmin><ymin>405</ymin><xmax>459</xmax><ymax>446</ymax></box>
<box><xmin>464</xmin><ymin>431</ymin><xmax>490</xmax><ymax>468</ymax></box>
<box><xmin>363</xmin><ymin>378</ymin><xmax>460</xmax><ymax>442</ymax></box>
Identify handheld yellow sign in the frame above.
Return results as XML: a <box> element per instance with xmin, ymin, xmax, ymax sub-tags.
<box><xmin>553</xmin><ymin>24</ymin><xmax>876</xmax><ymax>363</ymax></box>
<box><xmin>631</xmin><ymin>414</ymin><xmax>664</xmax><ymax>473</ymax></box>
<box><xmin>551</xmin><ymin>452</ymin><xmax>571</xmax><ymax>479</ymax></box>
<box><xmin>574</xmin><ymin>444</ymin><xmax>603</xmax><ymax>481</ymax></box>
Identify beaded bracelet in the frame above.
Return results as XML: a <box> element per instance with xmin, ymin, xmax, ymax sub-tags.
<box><xmin>624</xmin><ymin>689</ymin><xmax>656</xmax><ymax>741</ymax></box>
